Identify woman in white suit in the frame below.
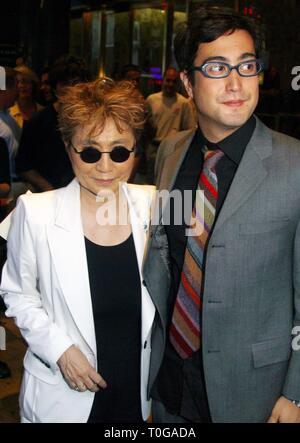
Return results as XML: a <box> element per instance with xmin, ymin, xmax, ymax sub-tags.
<box><xmin>0</xmin><ymin>78</ymin><xmax>156</xmax><ymax>423</ymax></box>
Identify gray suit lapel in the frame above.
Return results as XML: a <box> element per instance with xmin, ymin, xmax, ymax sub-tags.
<box><xmin>213</xmin><ymin>118</ymin><xmax>272</xmax><ymax>233</ymax></box>
<box><xmin>152</xmin><ymin>131</ymin><xmax>195</xmax><ymax>236</ymax></box>
<box><xmin>146</xmin><ymin>132</ymin><xmax>194</xmax><ymax>320</ymax></box>
<box><xmin>158</xmin><ymin>132</ymin><xmax>194</xmax><ymax>193</ymax></box>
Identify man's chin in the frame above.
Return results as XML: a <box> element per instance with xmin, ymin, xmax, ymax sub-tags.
<box><xmin>221</xmin><ymin>113</ymin><xmax>251</xmax><ymax>130</ymax></box>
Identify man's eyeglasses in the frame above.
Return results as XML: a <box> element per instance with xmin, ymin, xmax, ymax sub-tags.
<box><xmin>69</xmin><ymin>142</ymin><xmax>135</xmax><ymax>163</ymax></box>
<box><xmin>189</xmin><ymin>59</ymin><xmax>264</xmax><ymax>79</ymax></box>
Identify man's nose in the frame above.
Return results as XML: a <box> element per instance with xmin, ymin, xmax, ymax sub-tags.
<box><xmin>225</xmin><ymin>68</ymin><xmax>243</xmax><ymax>91</ymax></box>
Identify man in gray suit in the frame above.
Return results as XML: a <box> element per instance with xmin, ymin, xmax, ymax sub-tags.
<box><xmin>143</xmin><ymin>6</ymin><xmax>300</xmax><ymax>423</ymax></box>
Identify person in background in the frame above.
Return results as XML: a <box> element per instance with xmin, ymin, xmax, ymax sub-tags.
<box><xmin>9</xmin><ymin>65</ymin><xmax>44</xmax><ymax>129</ymax></box>
<box><xmin>0</xmin><ymin>78</ymin><xmax>156</xmax><ymax>423</ymax></box>
<box><xmin>0</xmin><ymin>137</ymin><xmax>11</xmax><ymax>212</ymax></box>
<box><xmin>0</xmin><ymin>137</ymin><xmax>11</xmax><ymax>380</ymax></box>
<box><xmin>39</xmin><ymin>67</ymin><xmax>56</xmax><ymax>105</ymax></box>
<box><xmin>120</xmin><ymin>64</ymin><xmax>150</xmax><ymax>184</ymax></box>
<box><xmin>121</xmin><ymin>64</ymin><xmax>142</xmax><ymax>90</ymax></box>
<box><xmin>0</xmin><ymin>139</ymin><xmax>10</xmax><ymax>199</ymax></box>
<box><xmin>144</xmin><ymin>6</ymin><xmax>300</xmax><ymax>423</ymax></box>
<box><xmin>0</xmin><ymin>68</ymin><xmax>21</xmax><ymax>187</ymax></box>
<box><xmin>145</xmin><ymin>67</ymin><xmax>196</xmax><ymax>183</ymax></box>
<box><xmin>15</xmin><ymin>55</ymin><xmax>90</xmax><ymax>192</ymax></box>
<box><xmin>15</xmin><ymin>56</ymin><xmax>27</xmax><ymax>69</ymax></box>
<box><xmin>146</xmin><ymin>67</ymin><xmax>196</xmax><ymax>143</ymax></box>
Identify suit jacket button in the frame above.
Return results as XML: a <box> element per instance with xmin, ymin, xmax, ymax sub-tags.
<box><xmin>144</xmin><ymin>341</ymin><xmax>147</xmax><ymax>349</ymax></box>
<box><xmin>142</xmin><ymin>280</ymin><xmax>147</xmax><ymax>287</ymax></box>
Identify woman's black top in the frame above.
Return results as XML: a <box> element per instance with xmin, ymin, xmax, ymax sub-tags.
<box><xmin>85</xmin><ymin>234</ymin><xmax>143</xmax><ymax>423</ymax></box>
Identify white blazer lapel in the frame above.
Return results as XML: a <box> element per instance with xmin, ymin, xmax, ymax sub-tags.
<box><xmin>122</xmin><ymin>183</ymin><xmax>156</xmax><ymax>344</ymax></box>
<box><xmin>46</xmin><ymin>180</ymin><xmax>96</xmax><ymax>355</ymax></box>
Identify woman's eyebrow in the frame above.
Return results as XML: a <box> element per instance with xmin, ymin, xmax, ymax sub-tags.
<box><xmin>81</xmin><ymin>138</ymin><xmax>130</xmax><ymax>146</ymax></box>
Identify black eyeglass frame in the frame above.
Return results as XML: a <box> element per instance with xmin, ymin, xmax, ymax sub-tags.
<box><xmin>189</xmin><ymin>59</ymin><xmax>264</xmax><ymax>79</ymax></box>
<box><xmin>69</xmin><ymin>141</ymin><xmax>135</xmax><ymax>163</ymax></box>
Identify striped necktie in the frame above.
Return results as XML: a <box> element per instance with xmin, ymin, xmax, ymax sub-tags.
<box><xmin>169</xmin><ymin>148</ymin><xmax>224</xmax><ymax>359</ymax></box>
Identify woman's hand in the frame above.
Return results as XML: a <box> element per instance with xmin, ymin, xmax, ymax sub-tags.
<box><xmin>57</xmin><ymin>345</ymin><xmax>107</xmax><ymax>393</ymax></box>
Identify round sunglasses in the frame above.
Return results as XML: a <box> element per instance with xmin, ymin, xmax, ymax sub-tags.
<box><xmin>69</xmin><ymin>142</ymin><xmax>135</xmax><ymax>163</ymax></box>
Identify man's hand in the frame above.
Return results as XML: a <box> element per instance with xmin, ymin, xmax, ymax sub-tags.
<box><xmin>57</xmin><ymin>345</ymin><xmax>107</xmax><ymax>393</ymax></box>
<box><xmin>267</xmin><ymin>396</ymin><xmax>300</xmax><ymax>423</ymax></box>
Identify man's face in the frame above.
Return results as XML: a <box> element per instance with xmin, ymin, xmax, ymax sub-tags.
<box><xmin>181</xmin><ymin>29</ymin><xmax>260</xmax><ymax>142</ymax></box>
<box><xmin>163</xmin><ymin>69</ymin><xmax>179</xmax><ymax>97</ymax></box>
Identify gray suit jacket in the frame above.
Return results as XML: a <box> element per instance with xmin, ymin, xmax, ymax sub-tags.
<box><xmin>143</xmin><ymin>117</ymin><xmax>300</xmax><ymax>422</ymax></box>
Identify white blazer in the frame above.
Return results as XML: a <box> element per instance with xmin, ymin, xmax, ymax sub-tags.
<box><xmin>0</xmin><ymin>179</ymin><xmax>156</xmax><ymax>423</ymax></box>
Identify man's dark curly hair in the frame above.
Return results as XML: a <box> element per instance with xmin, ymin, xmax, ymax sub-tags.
<box><xmin>174</xmin><ymin>6</ymin><xmax>261</xmax><ymax>82</ymax></box>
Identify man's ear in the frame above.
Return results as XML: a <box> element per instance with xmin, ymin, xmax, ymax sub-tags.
<box><xmin>180</xmin><ymin>71</ymin><xmax>193</xmax><ymax>99</ymax></box>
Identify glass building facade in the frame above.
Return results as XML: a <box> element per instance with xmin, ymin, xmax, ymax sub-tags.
<box><xmin>68</xmin><ymin>1</ymin><xmax>267</xmax><ymax>96</ymax></box>
<box><xmin>69</xmin><ymin>1</ymin><xmax>188</xmax><ymax>95</ymax></box>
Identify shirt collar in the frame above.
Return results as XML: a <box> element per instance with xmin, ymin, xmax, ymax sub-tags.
<box><xmin>197</xmin><ymin>116</ymin><xmax>256</xmax><ymax>165</ymax></box>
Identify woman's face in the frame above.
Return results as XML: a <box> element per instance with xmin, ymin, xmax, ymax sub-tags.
<box><xmin>16</xmin><ymin>74</ymin><xmax>34</xmax><ymax>100</ymax></box>
<box><xmin>68</xmin><ymin>118</ymin><xmax>136</xmax><ymax>198</ymax></box>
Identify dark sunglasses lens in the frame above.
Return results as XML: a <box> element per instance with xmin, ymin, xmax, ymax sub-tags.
<box><xmin>110</xmin><ymin>147</ymin><xmax>131</xmax><ymax>163</ymax></box>
<box><xmin>80</xmin><ymin>148</ymin><xmax>101</xmax><ymax>163</ymax></box>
